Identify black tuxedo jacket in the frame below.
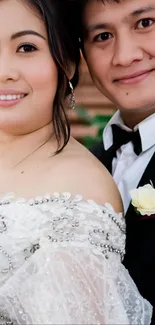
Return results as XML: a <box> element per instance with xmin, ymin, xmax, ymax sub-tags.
<box><xmin>91</xmin><ymin>141</ymin><xmax>155</xmax><ymax>322</ymax></box>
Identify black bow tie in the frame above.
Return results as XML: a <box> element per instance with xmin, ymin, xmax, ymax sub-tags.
<box><xmin>111</xmin><ymin>124</ymin><xmax>142</xmax><ymax>156</ymax></box>
<box><xmin>103</xmin><ymin>124</ymin><xmax>142</xmax><ymax>173</ymax></box>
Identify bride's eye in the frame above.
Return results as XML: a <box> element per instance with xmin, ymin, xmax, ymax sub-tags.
<box><xmin>137</xmin><ymin>18</ymin><xmax>154</xmax><ymax>29</ymax></box>
<box><xmin>17</xmin><ymin>44</ymin><xmax>37</xmax><ymax>53</ymax></box>
<box><xmin>94</xmin><ymin>32</ymin><xmax>113</xmax><ymax>42</ymax></box>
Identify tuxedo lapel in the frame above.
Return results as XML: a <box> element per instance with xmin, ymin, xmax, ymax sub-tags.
<box><xmin>92</xmin><ymin>141</ymin><xmax>155</xmax><ymax>311</ymax></box>
<box><xmin>126</xmin><ymin>152</ymin><xmax>155</xmax><ymax>220</ymax></box>
<box><xmin>136</xmin><ymin>152</ymin><xmax>155</xmax><ymax>187</ymax></box>
<box><xmin>124</xmin><ymin>152</ymin><xmax>155</xmax><ymax>313</ymax></box>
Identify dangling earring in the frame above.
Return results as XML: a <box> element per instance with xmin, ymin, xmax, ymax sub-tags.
<box><xmin>69</xmin><ymin>81</ymin><xmax>75</xmax><ymax>110</ymax></box>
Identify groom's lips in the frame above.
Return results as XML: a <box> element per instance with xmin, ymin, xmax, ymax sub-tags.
<box><xmin>114</xmin><ymin>69</ymin><xmax>153</xmax><ymax>85</ymax></box>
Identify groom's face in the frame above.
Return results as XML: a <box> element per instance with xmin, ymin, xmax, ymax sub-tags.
<box><xmin>83</xmin><ymin>0</ymin><xmax>155</xmax><ymax>114</ymax></box>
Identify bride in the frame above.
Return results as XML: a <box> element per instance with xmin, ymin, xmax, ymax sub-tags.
<box><xmin>0</xmin><ymin>0</ymin><xmax>152</xmax><ymax>324</ymax></box>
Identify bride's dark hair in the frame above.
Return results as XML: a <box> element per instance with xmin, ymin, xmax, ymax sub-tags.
<box><xmin>24</xmin><ymin>0</ymin><xmax>80</xmax><ymax>153</ymax></box>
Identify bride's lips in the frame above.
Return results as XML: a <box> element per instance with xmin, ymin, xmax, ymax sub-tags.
<box><xmin>0</xmin><ymin>90</ymin><xmax>28</xmax><ymax>108</ymax></box>
<box><xmin>114</xmin><ymin>69</ymin><xmax>154</xmax><ymax>85</ymax></box>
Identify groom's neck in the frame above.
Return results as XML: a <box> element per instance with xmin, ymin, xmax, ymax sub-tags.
<box><xmin>120</xmin><ymin>109</ymin><xmax>155</xmax><ymax>129</ymax></box>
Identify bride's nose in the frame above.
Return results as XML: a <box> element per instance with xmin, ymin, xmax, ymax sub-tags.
<box><xmin>0</xmin><ymin>52</ymin><xmax>20</xmax><ymax>83</ymax></box>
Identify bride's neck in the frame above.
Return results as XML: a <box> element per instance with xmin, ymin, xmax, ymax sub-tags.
<box><xmin>0</xmin><ymin>123</ymin><xmax>55</xmax><ymax>168</ymax></box>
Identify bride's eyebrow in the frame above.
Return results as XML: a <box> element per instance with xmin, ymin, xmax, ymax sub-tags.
<box><xmin>10</xmin><ymin>30</ymin><xmax>46</xmax><ymax>41</ymax></box>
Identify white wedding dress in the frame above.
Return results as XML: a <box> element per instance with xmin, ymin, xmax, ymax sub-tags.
<box><xmin>0</xmin><ymin>192</ymin><xmax>152</xmax><ymax>324</ymax></box>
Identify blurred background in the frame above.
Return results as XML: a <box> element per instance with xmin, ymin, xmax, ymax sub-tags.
<box><xmin>69</xmin><ymin>57</ymin><xmax>117</xmax><ymax>148</ymax></box>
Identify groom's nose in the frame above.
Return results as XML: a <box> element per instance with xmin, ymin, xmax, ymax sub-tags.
<box><xmin>112</xmin><ymin>31</ymin><xmax>144</xmax><ymax>67</ymax></box>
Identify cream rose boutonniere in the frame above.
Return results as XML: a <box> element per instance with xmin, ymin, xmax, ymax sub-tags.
<box><xmin>130</xmin><ymin>184</ymin><xmax>155</xmax><ymax>216</ymax></box>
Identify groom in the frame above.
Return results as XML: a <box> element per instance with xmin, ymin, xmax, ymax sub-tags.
<box><xmin>79</xmin><ymin>0</ymin><xmax>155</xmax><ymax>322</ymax></box>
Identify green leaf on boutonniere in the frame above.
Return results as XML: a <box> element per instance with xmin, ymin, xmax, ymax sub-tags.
<box><xmin>133</xmin><ymin>207</ymin><xmax>141</xmax><ymax>215</ymax></box>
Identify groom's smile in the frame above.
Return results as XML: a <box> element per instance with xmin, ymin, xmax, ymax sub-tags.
<box><xmin>113</xmin><ymin>69</ymin><xmax>154</xmax><ymax>85</ymax></box>
<box><xmin>82</xmin><ymin>0</ymin><xmax>155</xmax><ymax>124</ymax></box>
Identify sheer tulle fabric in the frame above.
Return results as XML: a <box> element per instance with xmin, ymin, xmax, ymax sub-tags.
<box><xmin>0</xmin><ymin>193</ymin><xmax>152</xmax><ymax>324</ymax></box>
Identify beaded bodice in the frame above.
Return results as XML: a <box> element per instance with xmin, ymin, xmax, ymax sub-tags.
<box><xmin>0</xmin><ymin>192</ymin><xmax>125</xmax><ymax>286</ymax></box>
<box><xmin>0</xmin><ymin>192</ymin><xmax>152</xmax><ymax>325</ymax></box>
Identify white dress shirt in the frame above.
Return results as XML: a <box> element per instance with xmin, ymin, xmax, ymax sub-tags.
<box><xmin>103</xmin><ymin>111</ymin><xmax>155</xmax><ymax>213</ymax></box>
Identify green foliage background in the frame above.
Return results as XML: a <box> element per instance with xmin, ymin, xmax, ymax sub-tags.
<box><xmin>76</xmin><ymin>106</ymin><xmax>112</xmax><ymax>148</ymax></box>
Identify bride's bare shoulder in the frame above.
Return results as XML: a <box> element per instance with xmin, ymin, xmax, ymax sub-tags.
<box><xmin>46</xmin><ymin>139</ymin><xmax>123</xmax><ymax>213</ymax></box>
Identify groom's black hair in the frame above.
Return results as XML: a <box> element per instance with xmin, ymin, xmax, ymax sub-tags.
<box><xmin>79</xmin><ymin>0</ymin><xmax>120</xmax><ymax>8</ymax></box>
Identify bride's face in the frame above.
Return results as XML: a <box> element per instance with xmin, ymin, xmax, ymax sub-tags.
<box><xmin>0</xmin><ymin>0</ymin><xmax>58</xmax><ymax>135</ymax></box>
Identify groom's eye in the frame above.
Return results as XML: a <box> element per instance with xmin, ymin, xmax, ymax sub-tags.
<box><xmin>94</xmin><ymin>32</ymin><xmax>113</xmax><ymax>42</ymax></box>
<box><xmin>136</xmin><ymin>18</ymin><xmax>155</xmax><ymax>29</ymax></box>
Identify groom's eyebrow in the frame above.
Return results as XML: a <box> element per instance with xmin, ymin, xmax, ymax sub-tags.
<box><xmin>86</xmin><ymin>4</ymin><xmax>155</xmax><ymax>34</ymax></box>
<box><xmin>86</xmin><ymin>23</ymin><xmax>109</xmax><ymax>33</ymax></box>
<box><xmin>130</xmin><ymin>5</ymin><xmax>155</xmax><ymax>17</ymax></box>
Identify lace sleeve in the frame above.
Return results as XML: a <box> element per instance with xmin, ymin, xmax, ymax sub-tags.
<box><xmin>0</xmin><ymin>194</ymin><xmax>152</xmax><ymax>325</ymax></box>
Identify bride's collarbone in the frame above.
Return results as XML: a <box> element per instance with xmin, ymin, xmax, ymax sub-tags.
<box><xmin>0</xmin><ymin>143</ymin><xmax>116</xmax><ymax>205</ymax></box>
<box><xmin>0</xmin><ymin>160</ymin><xmax>50</xmax><ymax>197</ymax></box>
<box><xmin>0</xmin><ymin>156</ymin><xmax>75</xmax><ymax>198</ymax></box>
